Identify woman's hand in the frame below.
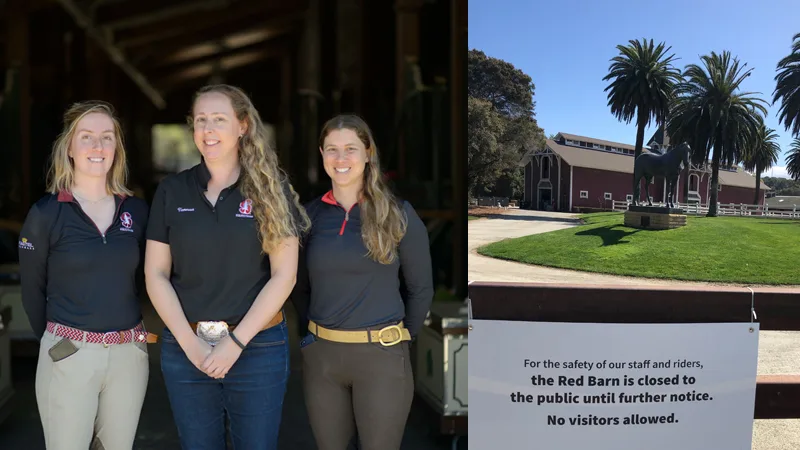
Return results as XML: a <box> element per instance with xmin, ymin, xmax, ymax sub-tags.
<box><xmin>201</xmin><ymin>337</ymin><xmax>243</xmax><ymax>379</ymax></box>
<box><xmin>183</xmin><ymin>336</ymin><xmax>214</xmax><ymax>373</ymax></box>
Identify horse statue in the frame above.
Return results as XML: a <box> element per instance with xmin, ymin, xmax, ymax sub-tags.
<box><xmin>632</xmin><ymin>142</ymin><xmax>691</xmax><ymax>208</ymax></box>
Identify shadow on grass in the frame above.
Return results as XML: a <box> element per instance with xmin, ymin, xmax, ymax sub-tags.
<box><xmin>575</xmin><ymin>225</ymin><xmax>645</xmax><ymax>246</ymax></box>
<box><xmin>755</xmin><ymin>221</ymin><xmax>800</xmax><ymax>226</ymax></box>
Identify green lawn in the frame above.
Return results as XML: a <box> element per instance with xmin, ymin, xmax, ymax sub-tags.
<box><xmin>468</xmin><ymin>215</ymin><xmax>481</xmax><ymax>220</ymax></box>
<box><xmin>477</xmin><ymin>212</ymin><xmax>800</xmax><ymax>285</ymax></box>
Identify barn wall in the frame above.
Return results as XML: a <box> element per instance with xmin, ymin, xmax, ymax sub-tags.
<box><xmin>524</xmin><ymin>161</ymin><xmax>533</xmax><ymax>203</ymax></box>
<box><xmin>719</xmin><ymin>185</ymin><xmax>763</xmax><ymax>206</ymax></box>
<box><xmin>538</xmin><ymin>155</ymin><xmax>764</xmax><ymax>212</ymax></box>
<box><xmin>560</xmin><ymin>158</ymin><xmax>570</xmax><ymax>212</ymax></box>
<box><xmin>571</xmin><ymin>167</ymin><xmax>631</xmax><ymax>210</ymax></box>
<box><xmin>523</xmin><ymin>153</ymin><xmax>561</xmax><ymax>211</ymax></box>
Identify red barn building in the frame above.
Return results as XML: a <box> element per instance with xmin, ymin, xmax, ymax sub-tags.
<box><xmin>519</xmin><ymin>131</ymin><xmax>770</xmax><ymax>212</ymax></box>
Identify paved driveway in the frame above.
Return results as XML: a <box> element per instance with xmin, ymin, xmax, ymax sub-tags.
<box><xmin>469</xmin><ymin>210</ymin><xmax>800</xmax><ymax>450</ymax></box>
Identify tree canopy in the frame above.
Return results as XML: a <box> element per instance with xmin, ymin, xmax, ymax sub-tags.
<box><xmin>467</xmin><ymin>49</ymin><xmax>545</xmax><ymax>199</ymax></box>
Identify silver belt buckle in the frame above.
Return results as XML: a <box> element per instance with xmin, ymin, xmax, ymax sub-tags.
<box><xmin>196</xmin><ymin>321</ymin><xmax>229</xmax><ymax>346</ymax></box>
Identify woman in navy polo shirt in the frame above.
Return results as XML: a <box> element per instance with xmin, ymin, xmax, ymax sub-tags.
<box><xmin>144</xmin><ymin>84</ymin><xmax>308</xmax><ymax>450</ymax></box>
<box><xmin>293</xmin><ymin>114</ymin><xmax>434</xmax><ymax>450</ymax></box>
<box><xmin>18</xmin><ymin>101</ymin><xmax>150</xmax><ymax>450</ymax></box>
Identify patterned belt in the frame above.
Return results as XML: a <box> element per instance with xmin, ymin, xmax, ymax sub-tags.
<box><xmin>46</xmin><ymin>321</ymin><xmax>149</xmax><ymax>347</ymax></box>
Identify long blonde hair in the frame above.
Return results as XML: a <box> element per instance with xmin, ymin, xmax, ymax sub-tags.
<box><xmin>46</xmin><ymin>101</ymin><xmax>132</xmax><ymax>196</ymax></box>
<box><xmin>319</xmin><ymin>115</ymin><xmax>407</xmax><ymax>264</ymax></box>
<box><xmin>190</xmin><ymin>84</ymin><xmax>309</xmax><ymax>253</ymax></box>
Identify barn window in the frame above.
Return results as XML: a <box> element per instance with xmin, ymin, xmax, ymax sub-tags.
<box><xmin>580</xmin><ymin>190</ymin><xmax>588</xmax><ymax>199</ymax></box>
<box><xmin>689</xmin><ymin>174</ymin><xmax>699</xmax><ymax>192</ymax></box>
<box><xmin>626</xmin><ymin>194</ymin><xmax>633</xmax><ymax>202</ymax></box>
<box><xmin>541</xmin><ymin>157</ymin><xmax>550</xmax><ymax>180</ymax></box>
<box><xmin>604</xmin><ymin>192</ymin><xmax>612</xmax><ymax>200</ymax></box>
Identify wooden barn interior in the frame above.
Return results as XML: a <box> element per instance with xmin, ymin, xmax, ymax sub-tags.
<box><xmin>0</xmin><ymin>0</ymin><xmax>467</xmax><ymax>297</ymax></box>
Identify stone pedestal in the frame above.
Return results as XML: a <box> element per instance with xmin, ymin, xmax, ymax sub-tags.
<box><xmin>624</xmin><ymin>206</ymin><xmax>687</xmax><ymax>230</ymax></box>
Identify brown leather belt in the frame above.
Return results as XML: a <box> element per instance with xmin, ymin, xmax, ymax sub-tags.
<box><xmin>189</xmin><ymin>310</ymin><xmax>284</xmax><ymax>334</ymax></box>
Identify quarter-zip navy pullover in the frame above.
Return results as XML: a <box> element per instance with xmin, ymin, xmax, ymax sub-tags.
<box><xmin>18</xmin><ymin>192</ymin><xmax>149</xmax><ymax>338</ymax></box>
<box><xmin>146</xmin><ymin>160</ymin><xmax>304</xmax><ymax>324</ymax></box>
<box><xmin>292</xmin><ymin>191</ymin><xmax>434</xmax><ymax>338</ymax></box>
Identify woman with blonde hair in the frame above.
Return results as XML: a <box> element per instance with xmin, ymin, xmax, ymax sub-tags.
<box><xmin>292</xmin><ymin>114</ymin><xmax>434</xmax><ymax>450</ymax></box>
<box><xmin>144</xmin><ymin>84</ymin><xmax>308</xmax><ymax>449</ymax></box>
<box><xmin>18</xmin><ymin>100</ymin><xmax>151</xmax><ymax>450</ymax></box>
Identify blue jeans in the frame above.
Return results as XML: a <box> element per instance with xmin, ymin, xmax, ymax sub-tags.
<box><xmin>160</xmin><ymin>318</ymin><xmax>290</xmax><ymax>450</ymax></box>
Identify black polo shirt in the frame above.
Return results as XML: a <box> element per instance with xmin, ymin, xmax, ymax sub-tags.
<box><xmin>146</xmin><ymin>160</ymin><xmax>303</xmax><ymax>324</ymax></box>
<box><xmin>18</xmin><ymin>192</ymin><xmax>149</xmax><ymax>338</ymax></box>
<box><xmin>292</xmin><ymin>192</ymin><xmax>434</xmax><ymax>338</ymax></box>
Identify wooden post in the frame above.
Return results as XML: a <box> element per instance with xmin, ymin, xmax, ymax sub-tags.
<box><xmin>451</xmin><ymin>0</ymin><xmax>467</xmax><ymax>298</ymax></box>
<box><xmin>298</xmin><ymin>0</ymin><xmax>322</xmax><ymax>189</ymax></box>
<box><xmin>6</xmin><ymin>0</ymin><xmax>31</xmax><ymax>217</ymax></box>
<box><xmin>394</xmin><ymin>0</ymin><xmax>423</xmax><ymax>179</ymax></box>
<box><xmin>279</xmin><ymin>54</ymin><xmax>293</xmax><ymax>174</ymax></box>
<box><xmin>335</xmin><ymin>0</ymin><xmax>363</xmax><ymax>114</ymax></box>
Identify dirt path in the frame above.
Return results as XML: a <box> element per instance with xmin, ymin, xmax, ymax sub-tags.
<box><xmin>469</xmin><ymin>210</ymin><xmax>800</xmax><ymax>449</ymax></box>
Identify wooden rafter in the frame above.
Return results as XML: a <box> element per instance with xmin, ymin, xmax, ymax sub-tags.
<box><xmin>138</xmin><ymin>17</ymin><xmax>300</xmax><ymax>69</ymax></box>
<box><xmin>102</xmin><ymin>0</ymin><xmax>231</xmax><ymax>31</ymax></box>
<box><xmin>56</xmin><ymin>0</ymin><xmax>167</xmax><ymax>109</ymax></box>
<box><xmin>111</xmin><ymin>1</ymin><xmax>303</xmax><ymax>49</ymax></box>
<box><xmin>152</xmin><ymin>30</ymin><xmax>295</xmax><ymax>70</ymax></box>
<box><xmin>155</xmin><ymin>43</ymin><xmax>288</xmax><ymax>91</ymax></box>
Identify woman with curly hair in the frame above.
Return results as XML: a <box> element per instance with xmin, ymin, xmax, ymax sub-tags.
<box><xmin>144</xmin><ymin>84</ymin><xmax>308</xmax><ymax>449</ymax></box>
<box><xmin>293</xmin><ymin>114</ymin><xmax>434</xmax><ymax>450</ymax></box>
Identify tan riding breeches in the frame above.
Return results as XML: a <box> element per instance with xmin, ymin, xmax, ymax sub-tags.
<box><xmin>35</xmin><ymin>328</ymin><xmax>150</xmax><ymax>450</ymax></box>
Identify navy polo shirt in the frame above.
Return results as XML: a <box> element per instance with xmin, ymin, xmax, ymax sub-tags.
<box><xmin>18</xmin><ymin>191</ymin><xmax>149</xmax><ymax>338</ymax></box>
<box><xmin>292</xmin><ymin>191</ymin><xmax>434</xmax><ymax>338</ymax></box>
<box><xmin>146</xmin><ymin>160</ymin><xmax>303</xmax><ymax>324</ymax></box>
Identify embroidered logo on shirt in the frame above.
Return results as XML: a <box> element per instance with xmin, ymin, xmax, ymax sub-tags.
<box><xmin>120</xmin><ymin>212</ymin><xmax>134</xmax><ymax>232</ymax></box>
<box><xmin>177</xmin><ymin>207</ymin><xmax>195</xmax><ymax>212</ymax></box>
<box><xmin>18</xmin><ymin>237</ymin><xmax>34</xmax><ymax>250</ymax></box>
<box><xmin>236</xmin><ymin>199</ymin><xmax>254</xmax><ymax>218</ymax></box>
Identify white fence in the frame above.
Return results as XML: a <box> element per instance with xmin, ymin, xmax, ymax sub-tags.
<box><xmin>611</xmin><ymin>200</ymin><xmax>800</xmax><ymax>219</ymax></box>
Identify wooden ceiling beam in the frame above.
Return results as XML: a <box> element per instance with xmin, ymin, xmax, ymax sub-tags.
<box><xmin>156</xmin><ymin>43</ymin><xmax>287</xmax><ymax>92</ymax></box>
<box><xmin>101</xmin><ymin>0</ymin><xmax>231</xmax><ymax>31</ymax></box>
<box><xmin>153</xmin><ymin>39</ymin><xmax>288</xmax><ymax>81</ymax></box>
<box><xmin>55</xmin><ymin>0</ymin><xmax>166</xmax><ymax>109</ymax></box>
<box><xmin>112</xmin><ymin>1</ymin><xmax>305</xmax><ymax>49</ymax></box>
<box><xmin>127</xmin><ymin>12</ymin><xmax>302</xmax><ymax>68</ymax></box>
<box><xmin>149</xmin><ymin>27</ymin><xmax>295</xmax><ymax>70</ymax></box>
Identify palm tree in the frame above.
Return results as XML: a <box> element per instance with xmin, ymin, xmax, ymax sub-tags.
<box><xmin>787</xmin><ymin>138</ymin><xmax>800</xmax><ymax>180</ymax></box>
<box><xmin>666</xmin><ymin>51</ymin><xmax>768</xmax><ymax>216</ymax></box>
<box><xmin>602</xmin><ymin>38</ymin><xmax>683</xmax><ymax>190</ymax></box>
<box><xmin>742</xmin><ymin>118</ymin><xmax>781</xmax><ymax>205</ymax></box>
<box><xmin>773</xmin><ymin>33</ymin><xmax>800</xmax><ymax>137</ymax></box>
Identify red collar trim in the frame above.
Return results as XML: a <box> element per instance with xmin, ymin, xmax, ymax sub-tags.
<box><xmin>321</xmin><ymin>190</ymin><xmax>364</xmax><ymax>207</ymax></box>
<box><xmin>321</xmin><ymin>190</ymin><xmax>338</xmax><ymax>206</ymax></box>
<box><xmin>57</xmin><ymin>190</ymin><xmax>128</xmax><ymax>202</ymax></box>
<box><xmin>57</xmin><ymin>191</ymin><xmax>73</xmax><ymax>202</ymax></box>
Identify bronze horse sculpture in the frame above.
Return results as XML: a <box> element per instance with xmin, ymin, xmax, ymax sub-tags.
<box><xmin>632</xmin><ymin>143</ymin><xmax>691</xmax><ymax>208</ymax></box>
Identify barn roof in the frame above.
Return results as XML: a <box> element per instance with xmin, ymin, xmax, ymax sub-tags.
<box><xmin>718</xmin><ymin>170</ymin><xmax>771</xmax><ymax>190</ymax></box>
<box><xmin>546</xmin><ymin>139</ymin><xmax>635</xmax><ymax>174</ymax></box>
<box><xmin>544</xmin><ymin>139</ymin><xmax>770</xmax><ymax>191</ymax></box>
<box><xmin>557</xmin><ymin>132</ymin><xmax>641</xmax><ymax>152</ymax></box>
<box><xmin>765</xmin><ymin>196</ymin><xmax>800</xmax><ymax>209</ymax></box>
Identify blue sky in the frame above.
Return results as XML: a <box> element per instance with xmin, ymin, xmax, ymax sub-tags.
<box><xmin>468</xmin><ymin>0</ymin><xmax>799</xmax><ymax>178</ymax></box>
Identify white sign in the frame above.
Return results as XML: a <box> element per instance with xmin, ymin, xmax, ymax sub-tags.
<box><xmin>469</xmin><ymin>320</ymin><xmax>759</xmax><ymax>450</ymax></box>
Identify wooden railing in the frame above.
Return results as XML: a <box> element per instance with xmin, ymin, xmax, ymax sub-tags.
<box><xmin>468</xmin><ymin>282</ymin><xmax>800</xmax><ymax>419</ymax></box>
<box><xmin>611</xmin><ymin>201</ymin><xmax>800</xmax><ymax>218</ymax></box>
